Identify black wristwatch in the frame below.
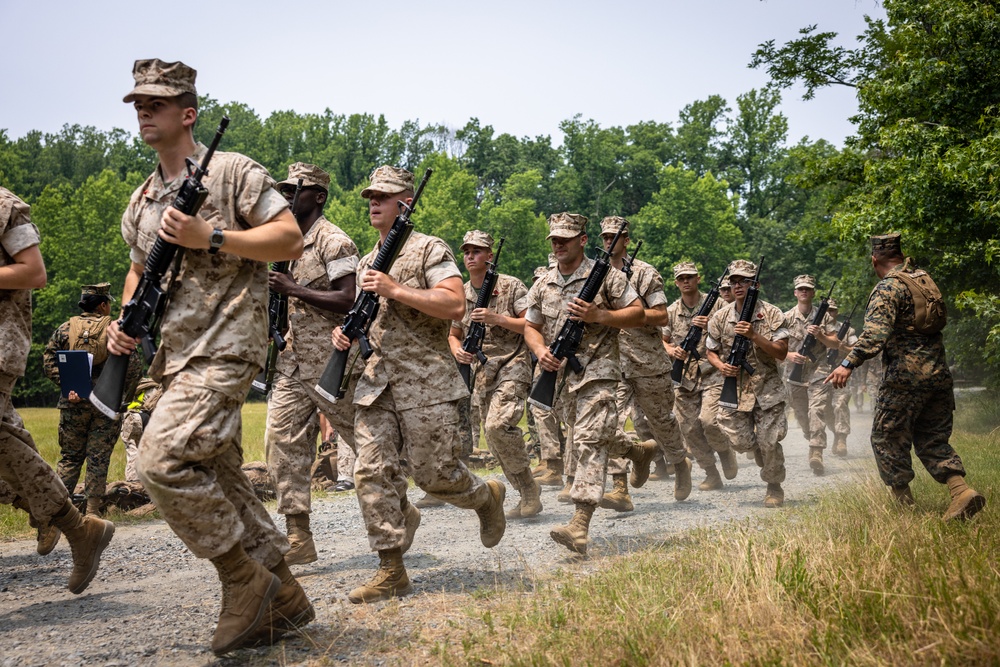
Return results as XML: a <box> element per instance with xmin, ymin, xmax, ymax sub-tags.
<box><xmin>208</xmin><ymin>228</ymin><xmax>225</xmax><ymax>255</ymax></box>
<box><xmin>840</xmin><ymin>358</ymin><xmax>856</xmax><ymax>370</ymax></box>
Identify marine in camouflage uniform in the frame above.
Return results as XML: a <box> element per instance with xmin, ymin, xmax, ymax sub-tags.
<box><xmin>450</xmin><ymin>230</ymin><xmax>540</xmax><ymax>519</ymax></box>
<box><xmin>120</xmin><ymin>377</ymin><xmax>162</xmax><ymax>483</ymax></box>
<box><xmin>530</xmin><ymin>261</ymin><xmax>569</xmax><ymax>487</ymax></box>
<box><xmin>600</xmin><ymin>218</ymin><xmax>691</xmax><ymax>509</ymax></box>
<box><xmin>1</xmin><ymin>186</ymin><xmax>115</xmax><ymax>592</ymax></box>
<box><xmin>43</xmin><ymin>283</ymin><xmax>141</xmax><ymax>514</ymax></box>
<box><xmin>706</xmin><ymin>259</ymin><xmax>790</xmax><ymax>508</ymax></box>
<box><xmin>826</xmin><ymin>233</ymin><xmax>985</xmax><ymax>520</ymax></box>
<box><xmin>524</xmin><ymin>212</ymin><xmax>655</xmax><ymax>556</ymax></box>
<box><xmin>262</xmin><ymin>162</ymin><xmax>359</xmax><ymax>565</ymax></box>
<box><xmin>782</xmin><ymin>275</ymin><xmax>839</xmax><ymax>475</ymax></box>
<box><xmin>821</xmin><ymin>300</ymin><xmax>856</xmax><ymax>457</ymax></box>
<box><xmin>108</xmin><ymin>59</ymin><xmax>311</xmax><ymax>653</ymax></box>
<box><xmin>663</xmin><ymin>261</ymin><xmax>736</xmax><ymax>491</ymax></box>
<box><xmin>331</xmin><ymin>166</ymin><xmax>507</xmax><ymax>604</ymax></box>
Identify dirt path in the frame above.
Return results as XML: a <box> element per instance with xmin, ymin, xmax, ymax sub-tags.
<box><xmin>0</xmin><ymin>409</ymin><xmax>875</xmax><ymax>666</ymax></box>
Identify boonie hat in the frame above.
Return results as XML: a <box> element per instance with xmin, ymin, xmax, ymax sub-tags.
<box><xmin>123</xmin><ymin>59</ymin><xmax>197</xmax><ymax>103</ymax></box>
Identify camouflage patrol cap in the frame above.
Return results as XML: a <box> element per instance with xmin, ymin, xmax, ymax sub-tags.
<box><xmin>793</xmin><ymin>274</ymin><xmax>816</xmax><ymax>289</ymax></box>
<box><xmin>673</xmin><ymin>261</ymin><xmax>699</xmax><ymax>278</ymax></box>
<box><xmin>123</xmin><ymin>59</ymin><xmax>197</xmax><ymax>103</ymax></box>
<box><xmin>871</xmin><ymin>232</ymin><xmax>902</xmax><ymax>255</ymax></box>
<box><xmin>727</xmin><ymin>259</ymin><xmax>757</xmax><ymax>279</ymax></box>
<box><xmin>827</xmin><ymin>298</ymin><xmax>839</xmax><ymax>311</ymax></box>
<box><xmin>277</xmin><ymin>162</ymin><xmax>331</xmax><ymax>191</ymax></box>
<box><xmin>461</xmin><ymin>230</ymin><xmax>494</xmax><ymax>250</ymax></box>
<box><xmin>361</xmin><ymin>165</ymin><xmax>414</xmax><ymax>199</ymax></box>
<box><xmin>546</xmin><ymin>212</ymin><xmax>588</xmax><ymax>239</ymax></box>
<box><xmin>599</xmin><ymin>216</ymin><xmax>629</xmax><ymax>235</ymax></box>
<box><xmin>80</xmin><ymin>283</ymin><xmax>114</xmax><ymax>301</ymax></box>
<box><xmin>719</xmin><ymin>279</ymin><xmax>732</xmax><ymax>290</ymax></box>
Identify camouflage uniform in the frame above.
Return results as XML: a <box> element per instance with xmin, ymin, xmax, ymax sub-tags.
<box><xmin>43</xmin><ymin>308</ymin><xmax>140</xmax><ymax>501</ymax></box>
<box><xmin>783</xmin><ymin>300</ymin><xmax>837</xmax><ymax>451</ymax></box>
<box><xmin>825</xmin><ymin>324</ymin><xmax>858</xmax><ymax>440</ymax></box>
<box><xmin>453</xmin><ymin>272</ymin><xmax>533</xmax><ymax>481</ymax></box>
<box><xmin>0</xmin><ymin>188</ymin><xmax>71</xmax><ymax>522</ymax></box>
<box><xmin>526</xmin><ymin>254</ymin><xmax>639</xmax><ymax>506</ymax></box>
<box><xmin>264</xmin><ymin>168</ymin><xmax>360</xmax><ymax>517</ymax></box>
<box><xmin>844</xmin><ymin>258</ymin><xmax>965</xmax><ymax>487</ymax></box>
<box><xmin>707</xmin><ymin>295</ymin><xmax>789</xmax><ymax>485</ymax></box>
<box><xmin>351</xmin><ymin>230</ymin><xmax>492</xmax><ymax>552</ymax></box>
<box><xmin>120</xmin><ymin>378</ymin><xmax>162</xmax><ymax>483</ymax></box>
<box><xmin>123</xmin><ymin>143</ymin><xmax>291</xmax><ymax>566</ymax></box>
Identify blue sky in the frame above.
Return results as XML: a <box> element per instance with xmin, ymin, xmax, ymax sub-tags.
<box><xmin>3</xmin><ymin>0</ymin><xmax>885</xmax><ymax>146</ymax></box>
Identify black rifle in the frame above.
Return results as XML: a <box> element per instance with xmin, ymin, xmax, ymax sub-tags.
<box><xmin>621</xmin><ymin>240</ymin><xmax>642</xmax><ymax>280</ymax></box>
<box><xmin>826</xmin><ymin>303</ymin><xmax>858</xmax><ymax>368</ymax></box>
<box><xmin>251</xmin><ymin>178</ymin><xmax>303</xmax><ymax>395</ymax></box>
<box><xmin>90</xmin><ymin>117</ymin><xmax>230</xmax><ymax>419</ymax></box>
<box><xmin>787</xmin><ymin>281</ymin><xmax>836</xmax><ymax>386</ymax></box>
<box><xmin>670</xmin><ymin>268</ymin><xmax>728</xmax><ymax>387</ymax></box>
<box><xmin>527</xmin><ymin>219</ymin><xmax>628</xmax><ymax>411</ymax></box>
<box><xmin>458</xmin><ymin>237</ymin><xmax>505</xmax><ymax>391</ymax></box>
<box><xmin>719</xmin><ymin>257</ymin><xmax>764</xmax><ymax>410</ymax></box>
<box><xmin>314</xmin><ymin>168</ymin><xmax>433</xmax><ymax>402</ymax></box>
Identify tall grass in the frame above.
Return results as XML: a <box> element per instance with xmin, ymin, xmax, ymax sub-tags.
<box><xmin>424</xmin><ymin>392</ymin><xmax>999</xmax><ymax>666</ymax></box>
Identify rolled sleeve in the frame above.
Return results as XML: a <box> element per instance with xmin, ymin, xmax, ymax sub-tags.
<box><xmin>1</xmin><ymin>222</ymin><xmax>41</xmax><ymax>257</ymax></box>
<box><xmin>327</xmin><ymin>256</ymin><xmax>358</xmax><ymax>282</ymax></box>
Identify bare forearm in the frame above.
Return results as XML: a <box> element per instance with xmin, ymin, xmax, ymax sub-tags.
<box><xmin>0</xmin><ymin>246</ymin><xmax>46</xmax><ymax>290</ymax></box>
<box><xmin>390</xmin><ymin>278</ymin><xmax>465</xmax><ymax>321</ymax></box>
<box><xmin>644</xmin><ymin>306</ymin><xmax>668</xmax><ymax>327</ymax></box>
<box><xmin>289</xmin><ymin>285</ymin><xmax>354</xmax><ymax>315</ymax></box>
<box><xmin>524</xmin><ymin>323</ymin><xmax>549</xmax><ymax>358</ymax></box>
<box><xmin>221</xmin><ymin>211</ymin><xmax>303</xmax><ymax>262</ymax></box>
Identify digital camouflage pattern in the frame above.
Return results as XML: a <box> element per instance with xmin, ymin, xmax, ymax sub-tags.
<box><xmin>846</xmin><ymin>259</ymin><xmax>966</xmax><ymax>487</ymax></box>
<box><xmin>617</xmin><ymin>258</ymin><xmax>670</xmax><ymax>379</ymax></box>
<box><xmin>562</xmin><ymin>379</ymin><xmax>634</xmax><ymax>505</ymax></box>
<box><xmin>674</xmin><ymin>381</ymin><xmax>730</xmax><ymax>470</ymax></box>
<box><xmin>664</xmin><ymin>291</ymin><xmax>723</xmax><ymax>391</ymax></box>
<box><xmin>123</xmin><ymin>58</ymin><xmax>197</xmax><ymax>102</ymax></box>
<box><xmin>121</xmin><ymin>143</ymin><xmax>289</xmax><ymax>384</ymax></box>
<box><xmin>783</xmin><ymin>305</ymin><xmax>837</xmax><ymax>383</ymax></box>
<box><xmin>0</xmin><ymin>187</ymin><xmax>39</xmax><ymax>377</ymax></box>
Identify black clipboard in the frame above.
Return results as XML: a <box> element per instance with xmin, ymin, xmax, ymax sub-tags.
<box><xmin>55</xmin><ymin>350</ymin><xmax>93</xmax><ymax>399</ymax></box>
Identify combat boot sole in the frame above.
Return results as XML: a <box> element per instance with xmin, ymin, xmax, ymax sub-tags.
<box><xmin>549</xmin><ymin>525</ymin><xmax>588</xmax><ymax>555</ymax></box>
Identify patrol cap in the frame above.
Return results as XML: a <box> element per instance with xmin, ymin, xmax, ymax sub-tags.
<box><xmin>673</xmin><ymin>261</ymin><xmax>699</xmax><ymax>278</ymax></box>
<box><xmin>123</xmin><ymin>59</ymin><xmax>197</xmax><ymax>103</ymax></box>
<box><xmin>871</xmin><ymin>232</ymin><xmax>902</xmax><ymax>255</ymax></box>
<box><xmin>361</xmin><ymin>165</ymin><xmax>414</xmax><ymax>199</ymax></box>
<box><xmin>719</xmin><ymin>279</ymin><xmax>732</xmax><ymax>290</ymax></box>
<box><xmin>793</xmin><ymin>274</ymin><xmax>816</xmax><ymax>289</ymax></box>
<box><xmin>546</xmin><ymin>212</ymin><xmax>588</xmax><ymax>239</ymax></box>
<box><xmin>278</xmin><ymin>162</ymin><xmax>330</xmax><ymax>191</ymax></box>
<box><xmin>460</xmin><ymin>230</ymin><xmax>494</xmax><ymax>251</ymax></box>
<box><xmin>827</xmin><ymin>298</ymin><xmax>839</xmax><ymax>311</ymax></box>
<box><xmin>727</xmin><ymin>259</ymin><xmax>757</xmax><ymax>279</ymax></box>
<box><xmin>599</xmin><ymin>216</ymin><xmax>629</xmax><ymax>235</ymax></box>
<box><xmin>80</xmin><ymin>283</ymin><xmax>114</xmax><ymax>302</ymax></box>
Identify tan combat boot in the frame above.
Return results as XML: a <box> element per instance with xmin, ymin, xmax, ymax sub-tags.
<box><xmin>348</xmin><ymin>548</ymin><xmax>412</xmax><ymax>604</ymax></box>
<box><xmin>12</xmin><ymin>496</ymin><xmax>61</xmax><ymax>556</ymax></box>
<box><xmin>718</xmin><ymin>448</ymin><xmax>739</xmax><ymax>480</ymax></box>
<box><xmin>550</xmin><ymin>502</ymin><xmax>595</xmax><ymax>555</ymax></box>
<box><xmin>672</xmin><ymin>457</ymin><xmax>693</xmax><ymax>501</ymax></box>
<box><xmin>536</xmin><ymin>458</ymin><xmax>564</xmax><ymax>487</ymax></box>
<box><xmin>476</xmin><ymin>480</ymin><xmax>507</xmax><ymax>547</ymax></box>
<box><xmin>626</xmin><ymin>440</ymin><xmax>659</xmax><ymax>488</ymax></box>
<box><xmin>209</xmin><ymin>543</ymin><xmax>281</xmax><ymax>655</ymax></box>
<box><xmin>285</xmin><ymin>513</ymin><xmax>318</xmax><ymax>566</ymax></box>
<box><xmin>599</xmin><ymin>474</ymin><xmax>634</xmax><ymax>512</ymax></box>
<box><xmin>764</xmin><ymin>483</ymin><xmax>784</xmax><ymax>508</ymax></box>
<box><xmin>401</xmin><ymin>496</ymin><xmax>421</xmax><ymax>554</ymax></box>
<box><xmin>531</xmin><ymin>460</ymin><xmax>548</xmax><ymax>478</ymax></box>
<box><xmin>414</xmin><ymin>492</ymin><xmax>446</xmax><ymax>508</ymax></box>
<box><xmin>891</xmin><ymin>485</ymin><xmax>915</xmax><ymax>506</ymax></box>
<box><xmin>809</xmin><ymin>447</ymin><xmax>824</xmax><ymax>476</ymax></box>
<box><xmin>85</xmin><ymin>496</ymin><xmax>104</xmax><ymax>517</ymax></box>
<box><xmin>51</xmin><ymin>499</ymin><xmax>115</xmax><ymax>594</ymax></box>
<box><xmin>698</xmin><ymin>464</ymin><xmax>723</xmax><ymax>491</ymax></box>
<box><xmin>557</xmin><ymin>476</ymin><xmax>575</xmax><ymax>503</ymax></box>
<box><xmin>832</xmin><ymin>435</ymin><xmax>848</xmax><ymax>457</ymax></box>
<box><xmin>943</xmin><ymin>476</ymin><xmax>986</xmax><ymax>521</ymax></box>
<box><xmin>251</xmin><ymin>558</ymin><xmax>315</xmax><ymax>646</ymax></box>
<box><xmin>648</xmin><ymin>456</ymin><xmax>670</xmax><ymax>482</ymax></box>
<box><xmin>507</xmin><ymin>469</ymin><xmax>542</xmax><ymax>519</ymax></box>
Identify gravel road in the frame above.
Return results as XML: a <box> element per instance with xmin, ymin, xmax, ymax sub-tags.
<box><xmin>0</xmin><ymin>409</ymin><xmax>875</xmax><ymax>666</ymax></box>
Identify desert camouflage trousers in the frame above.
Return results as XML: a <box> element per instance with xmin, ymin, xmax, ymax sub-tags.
<box><xmin>354</xmin><ymin>390</ymin><xmax>490</xmax><ymax>551</ymax></box>
<box><xmin>787</xmin><ymin>379</ymin><xmax>831</xmax><ymax>449</ymax></box>
<box><xmin>674</xmin><ymin>382</ymin><xmax>731</xmax><ymax>470</ymax></box>
<box><xmin>57</xmin><ymin>403</ymin><xmax>121</xmax><ymax>499</ymax></box>
<box><xmin>531</xmin><ymin>389</ymin><xmax>569</xmax><ymax>465</ymax></box>
<box><xmin>137</xmin><ymin>359</ymin><xmax>287</xmax><ymax>567</ymax></box>
<box><xmin>871</xmin><ymin>385</ymin><xmax>965</xmax><ymax>488</ymax></box>
<box><xmin>825</xmin><ymin>385</ymin><xmax>851</xmax><ymax>436</ymax></box>
<box><xmin>265</xmin><ymin>367</ymin><xmax>357</xmax><ymax>515</ymax></box>
<box><xmin>716</xmin><ymin>399</ymin><xmax>787</xmax><ymax>485</ymax></box>
<box><xmin>608</xmin><ymin>374</ymin><xmax>687</xmax><ymax>476</ymax></box>
<box><xmin>559</xmin><ymin>379</ymin><xmax>632</xmax><ymax>506</ymax></box>
<box><xmin>120</xmin><ymin>410</ymin><xmax>144</xmax><ymax>483</ymax></box>
<box><xmin>476</xmin><ymin>379</ymin><xmax>531</xmax><ymax>480</ymax></box>
<box><xmin>0</xmin><ymin>372</ymin><xmax>69</xmax><ymax>521</ymax></box>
